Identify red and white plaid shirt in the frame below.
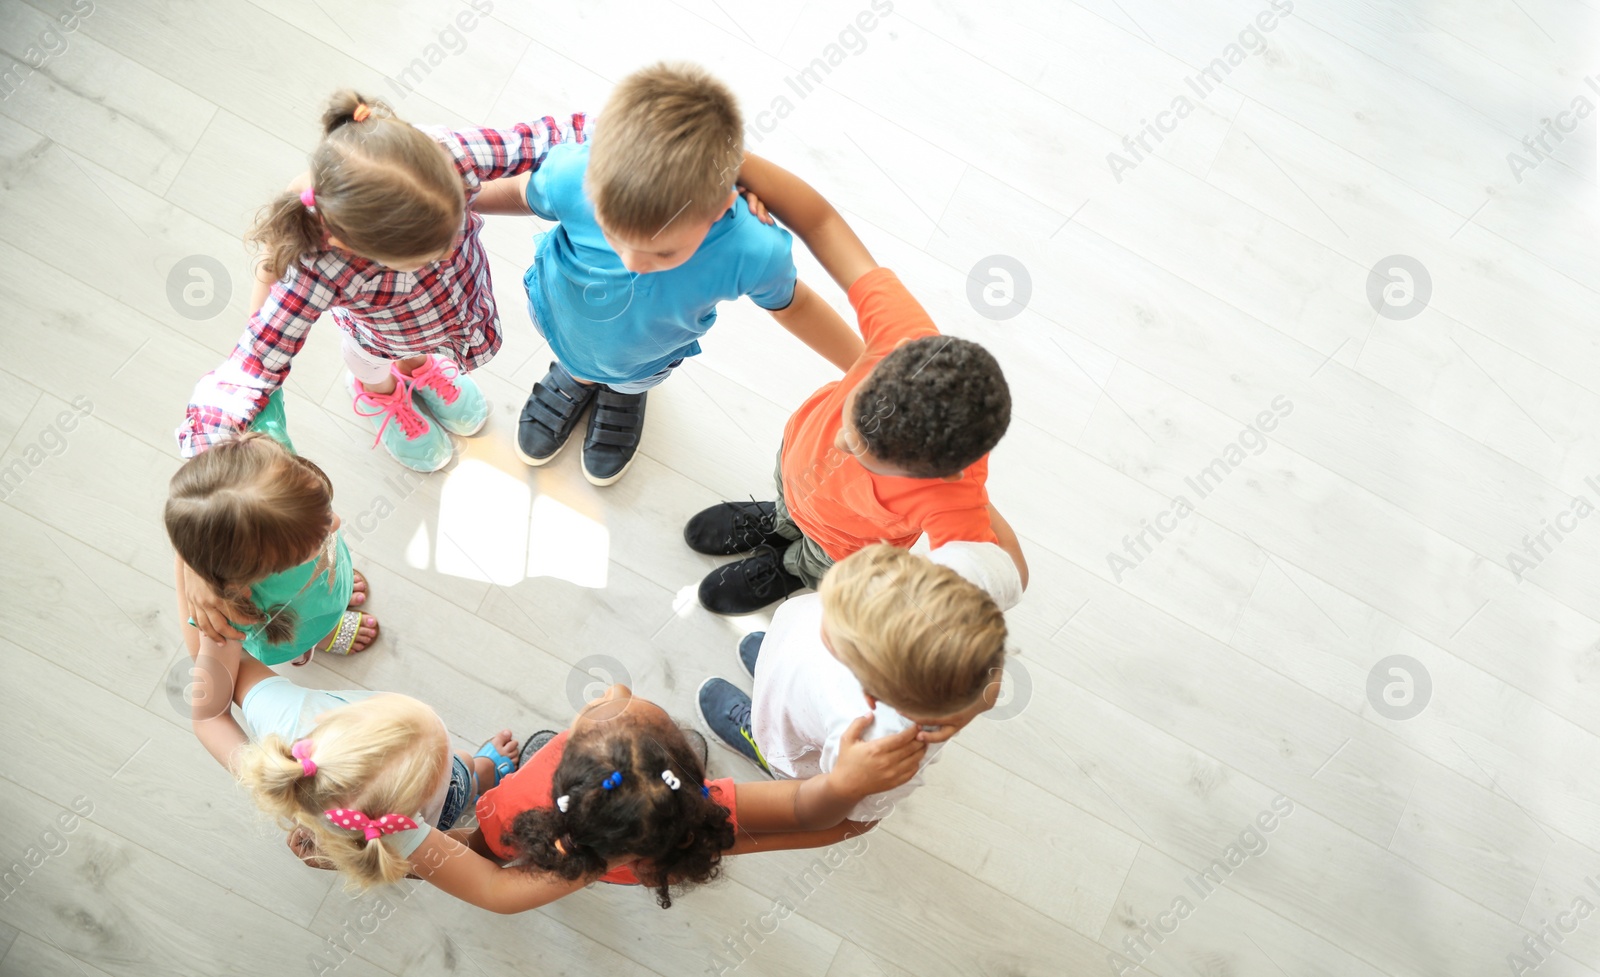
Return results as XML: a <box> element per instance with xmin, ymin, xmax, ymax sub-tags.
<box><xmin>177</xmin><ymin>114</ymin><xmax>587</xmax><ymax>456</ymax></box>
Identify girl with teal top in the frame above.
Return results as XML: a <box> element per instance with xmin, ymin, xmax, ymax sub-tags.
<box><xmin>167</xmin><ymin>391</ymin><xmax>378</xmax><ymax>664</ymax></box>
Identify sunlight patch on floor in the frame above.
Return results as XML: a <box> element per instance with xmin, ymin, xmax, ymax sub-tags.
<box><xmin>423</xmin><ymin>458</ymin><xmax>610</xmax><ymax>588</ymax></box>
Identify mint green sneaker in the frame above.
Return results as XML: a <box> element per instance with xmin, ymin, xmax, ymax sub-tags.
<box><xmin>408</xmin><ymin>355</ymin><xmax>489</xmax><ymax>437</ymax></box>
<box><xmin>349</xmin><ymin>371</ymin><xmax>453</xmax><ymax>473</ymax></box>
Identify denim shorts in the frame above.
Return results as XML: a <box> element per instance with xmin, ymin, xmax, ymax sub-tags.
<box><xmin>437</xmin><ymin>754</ymin><xmax>473</xmax><ymax>831</ymax></box>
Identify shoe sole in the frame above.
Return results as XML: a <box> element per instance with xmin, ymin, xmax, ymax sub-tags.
<box><xmin>515</xmin><ymin>398</ymin><xmax>589</xmax><ymax>467</ymax></box>
<box><xmin>581</xmin><ymin>451</ymin><xmax>637</xmax><ymax>487</ymax></box>
<box><xmin>514</xmin><ymin>437</ymin><xmax>566</xmax><ymax>467</ymax></box>
<box><xmin>693</xmin><ymin>677</ymin><xmax>773</xmax><ymax>779</ymax></box>
<box><xmin>442</xmin><ymin>404</ymin><xmax>490</xmax><ymax>438</ymax></box>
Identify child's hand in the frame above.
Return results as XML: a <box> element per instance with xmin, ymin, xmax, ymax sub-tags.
<box><xmin>832</xmin><ymin>716</ymin><xmax>925</xmax><ymax>797</ymax></box>
<box><xmin>917</xmin><ymin>675</ymin><xmax>1003</xmax><ymax>744</ymax></box>
<box><xmin>738</xmin><ymin>185</ymin><xmax>775</xmax><ymax>225</ymax></box>
<box><xmin>182</xmin><ymin>563</ymin><xmax>245</xmax><ymax>643</ymax></box>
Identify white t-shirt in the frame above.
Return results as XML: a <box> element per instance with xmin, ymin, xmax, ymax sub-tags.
<box><xmin>748</xmin><ymin>540</ymin><xmax>1019</xmax><ymax>821</ymax></box>
<box><xmin>750</xmin><ymin>596</ymin><xmax>928</xmax><ymax>822</ymax></box>
<box><xmin>921</xmin><ymin>540</ymin><xmax>1024</xmax><ymax>611</ymax></box>
<box><xmin>239</xmin><ymin>677</ymin><xmax>448</xmax><ymax>857</ymax></box>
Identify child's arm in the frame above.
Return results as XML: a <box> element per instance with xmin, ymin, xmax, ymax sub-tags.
<box><xmin>408</xmin><ymin>830</ymin><xmax>594</xmax><ymax>915</ymax></box>
<box><xmin>176</xmin><ymin>552</ymin><xmax>253</xmax><ymax>761</ymax></box>
<box><xmin>987</xmin><ymin>504</ymin><xmax>1030</xmax><ymax>589</ymax></box>
<box><xmin>732</xmin><ymin>717</ymin><xmax>923</xmax><ymax>834</ymax></box>
<box><xmin>724</xmin><ymin>819</ymin><xmax>876</xmax><ymax>855</ymax></box>
<box><xmin>766</xmin><ymin>280</ymin><xmax>864</xmax><ymax>372</ymax></box>
<box><xmin>447</xmin><ymin>115</ymin><xmax>587</xmax><ymax>186</ymax></box>
<box><xmin>178</xmin><ymin>264</ymin><xmax>330</xmax><ymax>459</ymax></box>
<box><xmin>738</xmin><ymin>154</ymin><xmax>879</xmax><ymax>294</ymax></box>
<box><xmin>189</xmin><ymin>636</ymin><xmax>251</xmax><ymax>771</ymax></box>
<box><xmin>472</xmin><ymin>173</ymin><xmax>534</xmax><ymax>215</ymax></box>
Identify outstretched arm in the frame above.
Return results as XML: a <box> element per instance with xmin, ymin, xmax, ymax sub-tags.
<box><xmin>738</xmin><ymin>154</ymin><xmax>878</xmax><ymax>293</ymax></box>
<box><xmin>409</xmin><ymin>830</ymin><xmax>593</xmax><ymax>914</ymax></box>
<box><xmin>767</xmin><ymin>280</ymin><xmax>864</xmax><ymax>372</ymax></box>
<box><xmin>731</xmin><ymin>717</ymin><xmax>922</xmax><ymax>836</ymax></box>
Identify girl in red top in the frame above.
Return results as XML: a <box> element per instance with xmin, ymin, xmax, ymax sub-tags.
<box><xmin>472</xmin><ymin>683</ymin><xmax>922</xmax><ymax>908</ymax></box>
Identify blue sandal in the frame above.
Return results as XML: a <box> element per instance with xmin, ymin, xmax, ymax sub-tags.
<box><xmin>473</xmin><ymin>739</ymin><xmax>517</xmax><ymax>792</ymax></box>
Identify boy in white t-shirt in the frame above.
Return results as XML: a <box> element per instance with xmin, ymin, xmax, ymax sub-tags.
<box><xmin>696</xmin><ymin>544</ymin><xmax>1011</xmax><ymax>823</ymax></box>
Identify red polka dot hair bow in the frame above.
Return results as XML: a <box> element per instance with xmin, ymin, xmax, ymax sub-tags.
<box><xmin>323</xmin><ymin>808</ymin><xmax>419</xmax><ymax>841</ymax></box>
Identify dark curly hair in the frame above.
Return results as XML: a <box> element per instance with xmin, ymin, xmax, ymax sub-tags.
<box><xmin>853</xmin><ymin>336</ymin><xmax>1010</xmax><ymax>477</ymax></box>
<box><xmin>500</xmin><ymin>714</ymin><xmax>735</xmax><ymax>909</ymax></box>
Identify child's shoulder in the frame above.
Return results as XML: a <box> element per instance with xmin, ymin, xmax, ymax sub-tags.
<box><xmin>710</xmin><ymin>197</ymin><xmax>795</xmax><ymax>278</ymax></box>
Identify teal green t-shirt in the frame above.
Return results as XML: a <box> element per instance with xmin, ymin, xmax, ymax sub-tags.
<box><xmin>236</xmin><ymin>390</ymin><xmax>354</xmax><ymax>665</ymax></box>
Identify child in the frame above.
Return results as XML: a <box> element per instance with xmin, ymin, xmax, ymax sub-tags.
<box><xmin>469</xmin><ymin>682</ymin><xmax>924</xmax><ymax>908</ymax></box>
<box><xmin>471</xmin><ymin>62</ymin><xmax>862</xmax><ymax>486</ymax></box>
<box><xmin>697</xmin><ymin>545</ymin><xmax>1008</xmax><ymax>823</ymax></box>
<box><xmin>178</xmin><ymin>90</ymin><xmax>586</xmax><ymax>472</ymax></box>
<box><xmin>179</xmin><ymin>620</ymin><xmax>595</xmax><ymax>911</ymax></box>
<box><xmin>684</xmin><ymin>155</ymin><xmax>1028</xmax><ymax>614</ymax></box>
<box><xmin>166</xmin><ymin>416</ymin><xmax>376</xmax><ymax>661</ymax></box>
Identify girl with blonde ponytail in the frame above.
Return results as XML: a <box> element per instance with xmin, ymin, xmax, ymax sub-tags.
<box><xmin>179</xmin><ymin>631</ymin><xmax>598</xmax><ymax>908</ymax></box>
<box><xmin>176</xmin><ymin>88</ymin><xmax>587</xmax><ymax>498</ymax></box>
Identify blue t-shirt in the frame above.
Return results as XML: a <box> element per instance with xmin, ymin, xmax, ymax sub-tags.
<box><xmin>521</xmin><ymin>142</ymin><xmax>798</xmax><ymax>386</ymax></box>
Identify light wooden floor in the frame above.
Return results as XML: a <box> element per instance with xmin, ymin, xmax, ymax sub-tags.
<box><xmin>1</xmin><ymin>0</ymin><xmax>1596</xmax><ymax>974</ymax></box>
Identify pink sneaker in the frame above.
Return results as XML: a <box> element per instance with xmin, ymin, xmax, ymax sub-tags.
<box><xmin>349</xmin><ymin>369</ymin><xmax>453</xmax><ymax>472</ymax></box>
<box><xmin>408</xmin><ymin>355</ymin><xmax>489</xmax><ymax>437</ymax></box>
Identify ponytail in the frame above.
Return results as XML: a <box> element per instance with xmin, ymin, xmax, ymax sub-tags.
<box><xmin>249</xmin><ymin>88</ymin><xmax>461</xmax><ymax>281</ymax></box>
<box><xmin>320</xmin><ymin>88</ymin><xmax>394</xmax><ymax>133</ymax></box>
<box><xmin>234</xmin><ymin>696</ymin><xmax>448</xmax><ymax>890</ymax></box>
<box><xmin>200</xmin><ymin>577</ymin><xmax>299</xmax><ymax>647</ymax></box>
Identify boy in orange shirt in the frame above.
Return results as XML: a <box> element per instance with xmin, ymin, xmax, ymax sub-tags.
<box><xmin>685</xmin><ymin>157</ymin><xmax>1028</xmax><ymax>614</ymax></box>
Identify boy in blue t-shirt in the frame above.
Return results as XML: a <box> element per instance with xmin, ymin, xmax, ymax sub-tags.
<box><xmin>475</xmin><ymin>62</ymin><xmax>862</xmax><ymax>485</ymax></box>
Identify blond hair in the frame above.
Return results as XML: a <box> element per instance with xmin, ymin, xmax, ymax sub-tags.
<box><xmin>251</xmin><ymin>89</ymin><xmax>464</xmax><ymax>280</ymax></box>
<box><xmin>234</xmin><ymin>694</ymin><xmax>448</xmax><ymax>889</ymax></box>
<box><xmin>819</xmin><ymin>545</ymin><xmax>1008</xmax><ymax>718</ymax></box>
<box><xmin>164</xmin><ymin>433</ymin><xmax>333</xmax><ymax>646</ymax></box>
<box><xmin>587</xmin><ymin>62</ymin><xmax>743</xmax><ymax>238</ymax></box>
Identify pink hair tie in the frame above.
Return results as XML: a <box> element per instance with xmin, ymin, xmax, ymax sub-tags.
<box><xmin>324</xmin><ymin>808</ymin><xmax>419</xmax><ymax>842</ymax></box>
<box><xmin>290</xmin><ymin>739</ymin><xmax>317</xmax><ymax>777</ymax></box>
<box><xmin>299</xmin><ymin>187</ymin><xmax>317</xmax><ymax>211</ymax></box>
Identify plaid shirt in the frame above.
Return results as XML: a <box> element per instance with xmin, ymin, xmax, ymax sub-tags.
<box><xmin>177</xmin><ymin>114</ymin><xmax>587</xmax><ymax>456</ymax></box>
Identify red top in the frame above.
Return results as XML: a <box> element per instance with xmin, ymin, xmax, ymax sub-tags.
<box><xmin>780</xmin><ymin>268</ymin><xmax>996</xmax><ymax>560</ymax></box>
<box><xmin>475</xmin><ymin>729</ymin><xmax>738</xmax><ymax>886</ymax></box>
